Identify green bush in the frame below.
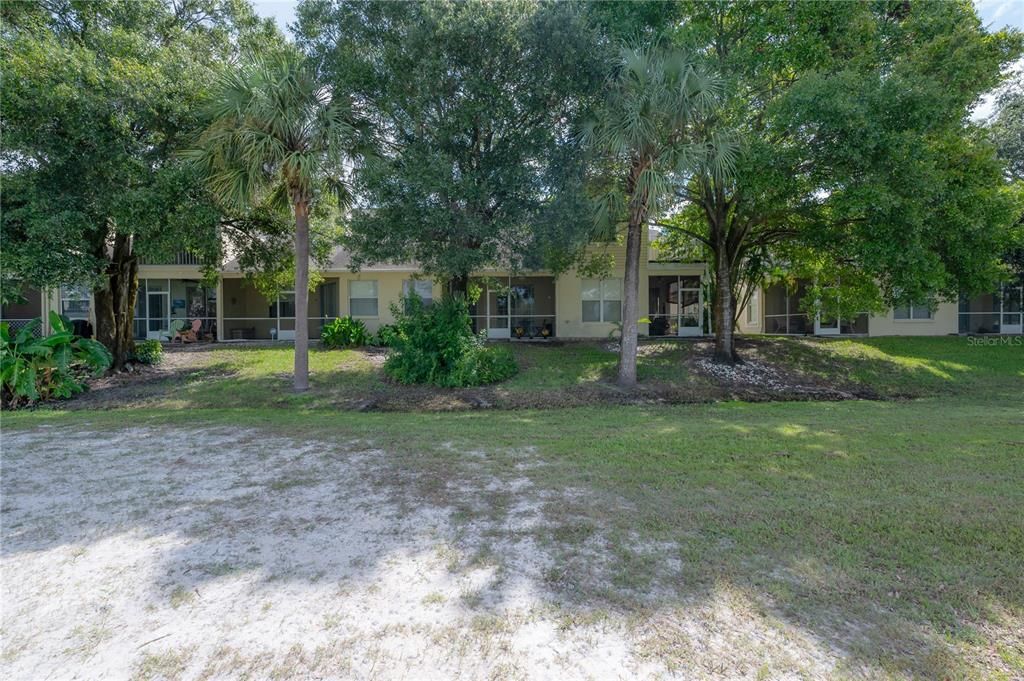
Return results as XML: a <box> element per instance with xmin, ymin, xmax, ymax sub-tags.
<box><xmin>321</xmin><ymin>316</ymin><xmax>369</xmax><ymax>348</ymax></box>
<box><xmin>371</xmin><ymin>323</ymin><xmax>403</xmax><ymax>348</ymax></box>
<box><xmin>134</xmin><ymin>339</ymin><xmax>163</xmax><ymax>365</ymax></box>
<box><xmin>384</xmin><ymin>295</ymin><xmax>517</xmax><ymax>387</ymax></box>
<box><xmin>1</xmin><ymin>312</ymin><xmax>113</xmax><ymax>409</ymax></box>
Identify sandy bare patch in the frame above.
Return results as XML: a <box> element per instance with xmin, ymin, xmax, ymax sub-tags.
<box><xmin>2</xmin><ymin>424</ymin><xmax>846</xmax><ymax>679</ymax></box>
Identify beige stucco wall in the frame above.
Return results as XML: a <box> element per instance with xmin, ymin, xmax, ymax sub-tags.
<box><xmin>734</xmin><ymin>283</ymin><xmax>962</xmax><ymax>337</ymax></box>
<box><xmin>335</xmin><ymin>271</ymin><xmax>439</xmax><ymax>332</ymax></box>
<box><xmin>136</xmin><ymin>230</ymin><xmax>714</xmax><ymax>341</ymax></box>
<box><xmin>215</xmin><ymin>270</ymin><xmax>439</xmax><ymax>336</ymax></box>
<box><xmin>867</xmin><ymin>302</ymin><xmax>959</xmax><ymax>336</ymax></box>
<box><xmin>736</xmin><ymin>287</ymin><xmax>761</xmax><ymax>335</ymax></box>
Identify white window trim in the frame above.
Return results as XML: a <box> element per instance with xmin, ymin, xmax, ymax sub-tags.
<box><xmin>402</xmin><ymin>279</ymin><xmax>434</xmax><ymax>302</ymax></box>
<box><xmin>893</xmin><ymin>303</ymin><xmax>934</xmax><ymax>321</ymax></box>
<box><xmin>582</xmin><ymin>278</ymin><xmax>622</xmax><ymax>324</ymax></box>
<box><xmin>349</xmin><ymin>280</ymin><xmax>379</xmax><ymax>318</ymax></box>
<box><xmin>746</xmin><ymin>289</ymin><xmax>760</xmax><ymax>326</ymax></box>
<box><xmin>60</xmin><ymin>285</ymin><xmax>92</xmax><ymax>320</ymax></box>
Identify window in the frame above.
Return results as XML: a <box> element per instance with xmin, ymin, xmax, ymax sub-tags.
<box><xmin>60</xmin><ymin>286</ymin><xmax>91</xmax><ymax>320</ymax></box>
<box><xmin>893</xmin><ymin>303</ymin><xmax>933</xmax><ymax>320</ymax></box>
<box><xmin>582</xmin><ymin>279</ymin><xmax>622</xmax><ymax>323</ymax></box>
<box><xmin>402</xmin><ymin>279</ymin><xmax>433</xmax><ymax>307</ymax></box>
<box><xmin>349</xmin><ymin>280</ymin><xmax>378</xmax><ymax>317</ymax></box>
<box><xmin>746</xmin><ymin>290</ymin><xmax>759</xmax><ymax>325</ymax></box>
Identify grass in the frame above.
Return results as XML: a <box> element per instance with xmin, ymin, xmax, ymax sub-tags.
<box><xmin>45</xmin><ymin>335</ymin><xmax>1024</xmax><ymax>411</ymax></box>
<box><xmin>759</xmin><ymin>335</ymin><xmax>1024</xmax><ymax>398</ymax></box>
<box><xmin>5</xmin><ymin>337</ymin><xmax>1023</xmax><ymax>677</ymax></box>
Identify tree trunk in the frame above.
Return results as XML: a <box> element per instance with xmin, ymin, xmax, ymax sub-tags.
<box><xmin>712</xmin><ymin>238</ymin><xmax>737</xmax><ymax>363</ymax></box>
<box><xmin>93</xmin><ymin>233</ymin><xmax>138</xmax><ymax>371</ymax></box>
<box><xmin>293</xmin><ymin>202</ymin><xmax>310</xmax><ymax>392</ymax></box>
<box><xmin>617</xmin><ymin>208</ymin><xmax>644</xmax><ymax>388</ymax></box>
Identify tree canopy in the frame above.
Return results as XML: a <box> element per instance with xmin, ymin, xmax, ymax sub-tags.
<box><xmin>1</xmin><ymin>0</ymin><xmax>290</xmax><ymax>364</ymax></box>
<box><xmin>296</xmin><ymin>0</ymin><xmax>605</xmax><ymax>290</ymax></box>
<box><xmin>653</xmin><ymin>0</ymin><xmax>1022</xmax><ymax>358</ymax></box>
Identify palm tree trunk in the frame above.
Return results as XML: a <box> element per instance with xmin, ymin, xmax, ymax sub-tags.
<box><xmin>617</xmin><ymin>207</ymin><xmax>644</xmax><ymax>388</ymax></box>
<box><xmin>293</xmin><ymin>202</ymin><xmax>310</xmax><ymax>392</ymax></box>
<box><xmin>712</xmin><ymin>236</ymin><xmax>736</xmax><ymax>363</ymax></box>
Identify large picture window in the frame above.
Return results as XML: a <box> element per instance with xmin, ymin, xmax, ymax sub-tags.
<box><xmin>349</xmin><ymin>280</ymin><xmax>378</xmax><ymax>317</ymax></box>
<box><xmin>582</xmin><ymin>279</ymin><xmax>622</xmax><ymax>323</ymax></box>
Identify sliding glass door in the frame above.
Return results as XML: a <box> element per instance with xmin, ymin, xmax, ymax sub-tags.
<box><xmin>648</xmin><ymin>275</ymin><xmax>703</xmax><ymax>337</ymax></box>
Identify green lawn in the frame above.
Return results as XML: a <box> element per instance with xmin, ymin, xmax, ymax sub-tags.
<box><xmin>5</xmin><ymin>336</ymin><xmax>1023</xmax><ymax>677</ymax></box>
<box><xmin>39</xmin><ymin>335</ymin><xmax>1024</xmax><ymax>411</ymax></box>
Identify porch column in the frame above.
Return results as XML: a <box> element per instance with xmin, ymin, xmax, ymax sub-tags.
<box><xmin>216</xmin><ymin>279</ymin><xmax>224</xmax><ymax>341</ymax></box>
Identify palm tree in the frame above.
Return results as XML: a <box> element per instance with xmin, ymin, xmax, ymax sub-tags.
<box><xmin>584</xmin><ymin>45</ymin><xmax>735</xmax><ymax>386</ymax></box>
<box><xmin>187</xmin><ymin>52</ymin><xmax>355</xmax><ymax>391</ymax></box>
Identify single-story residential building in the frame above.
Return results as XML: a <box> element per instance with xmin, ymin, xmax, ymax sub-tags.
<box><xmin>4</xmin><ymin>230</ymin><xmax>710</xmax><ymax>341</ymax></box>
<box><xmin>4</xmin><ymin>233</ymin><xmax>1021</xmax><ymax>340</ymax></box>
<box><xmin>736</xmin><ymin>279</ymin><xmax>1024</xmax><ymax>337</ymax></box>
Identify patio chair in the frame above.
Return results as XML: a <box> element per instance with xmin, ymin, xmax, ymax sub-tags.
<box><xmin>169</xmin><ymin>319</ymin><xmax>199</xmax><ymax>343</ymax></box>
<box><xmin>179</xmin><ymin>319</ymin><xmax>202</xmax><ymax>343</ymax></box>
<box><xmin>167</xmin><ymin>319</ymin><xmax>186</xmax><ymax>342</ymax></box>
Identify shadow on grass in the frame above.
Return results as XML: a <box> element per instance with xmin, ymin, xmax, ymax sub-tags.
<box><xmin>57</xmin><ymin>336</ymin><xmax>1022</xmax><ymax>413</ymax></box>
<box><xmin>3</xmin><ymin>401</ymin><xmax>1022</xmax><ymax>677</ymax></box>
<box><xmin>748</xmin><ymin>335</ymin><xmax>1022</xmax><ymax>399</ymax></box>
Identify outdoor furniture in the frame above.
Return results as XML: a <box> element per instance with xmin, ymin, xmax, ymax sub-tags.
<box><xmin>181</xmin><ymin>319</ymin><xmax>202</xmax><ymax>343</ymax></box>
<box><xmin>171</xmin><ymin>319</ymin><xmax>202</xmax><ymax>343</ymax></box>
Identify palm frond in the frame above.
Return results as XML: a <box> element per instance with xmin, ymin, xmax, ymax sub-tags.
<box><xmin>186</xmin><ymin>51</ymin><xmax>360</xmax><ymax>213</ymax></box>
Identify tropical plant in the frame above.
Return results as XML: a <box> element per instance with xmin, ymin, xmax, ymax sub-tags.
<box><xmin>0</xmin><ymin>0</ymin><xmax>284</xmax><ymax>369</ymax></box>
<box><xmin>321</xmin><ymin>316</ymin><xmax>369</xmax><ymax>349</ymax></box>
<box><xmin>583</xmin><ymin>44</ymin><xmax>735</xmax><ymax>384</ymax></box>
<box><xmin>133</xmin><ymin>340</ymin><xmax>163</xmax><ymax>365</ymax></box>
<box><xmin>371</xmin><ymin>324</ymin><xmax>403</xmax><ymax>348</ymax></box>
<box><xmin>187</xmin><ymin>51</ymin><xmax>358</xmax><ymax>391</ymax></box>
<box><xmin>384</xmin><ymin>296</ymin><xmax>517</xmax><ymax>387</ymax></box>
<box><xmin>1</xmin><ymin>312</ymin><xmax>112</xmax><ymax>409</ymax></box>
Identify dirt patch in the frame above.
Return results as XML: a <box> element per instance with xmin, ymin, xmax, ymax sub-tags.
<box><xmin>1</xmin><ymin>425</ymin><xmax>848</xmax><ymax>679</ymax></box>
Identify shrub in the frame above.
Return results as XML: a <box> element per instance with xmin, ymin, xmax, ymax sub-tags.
<box><xmin>134</xmin><ymin>339</ymin><xmax>163</xmax><ymax>365</ymax></box>
<box><xmin>321</xmin><ymin>316</ymin><xmax>369</xmax><ymax>348</ymax></box>
<box><xmin>384</xmin><ymin>295</ymin><xmax>517</xmax><ymax>387</ymax></box>
<box><xmin>1</xmin><ymin>312</ymin><xmax>113</xmax><ymax>409</ymax></box>
<box><xmin>371</xmin><ymin>323</ymin><xmax>403</xmax><ymax>348</ymax></box>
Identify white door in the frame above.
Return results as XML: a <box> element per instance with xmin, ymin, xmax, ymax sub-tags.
<box><xmin>146</xmin><ymin>292</ymin><xmax>170</xmax><ymax>340</ymax></box>
<box><xmin>1002</xmin><ymin>285</ymin><xmax>1022</xmax><ymax>334</ymax></box>
<box><xmin>485</xmin><ymin>283</ymin><xmax>510</xmax><ymax>339</ymax></box>
<box><xmin>815</xmin><ymin>311</ymin><xmax>840</xmax><ymax>335</ymax></box>
<box><xmin>677</xmin><ymin>286</ymin><xmax>703</xmax><ymax>336</ymax></box>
